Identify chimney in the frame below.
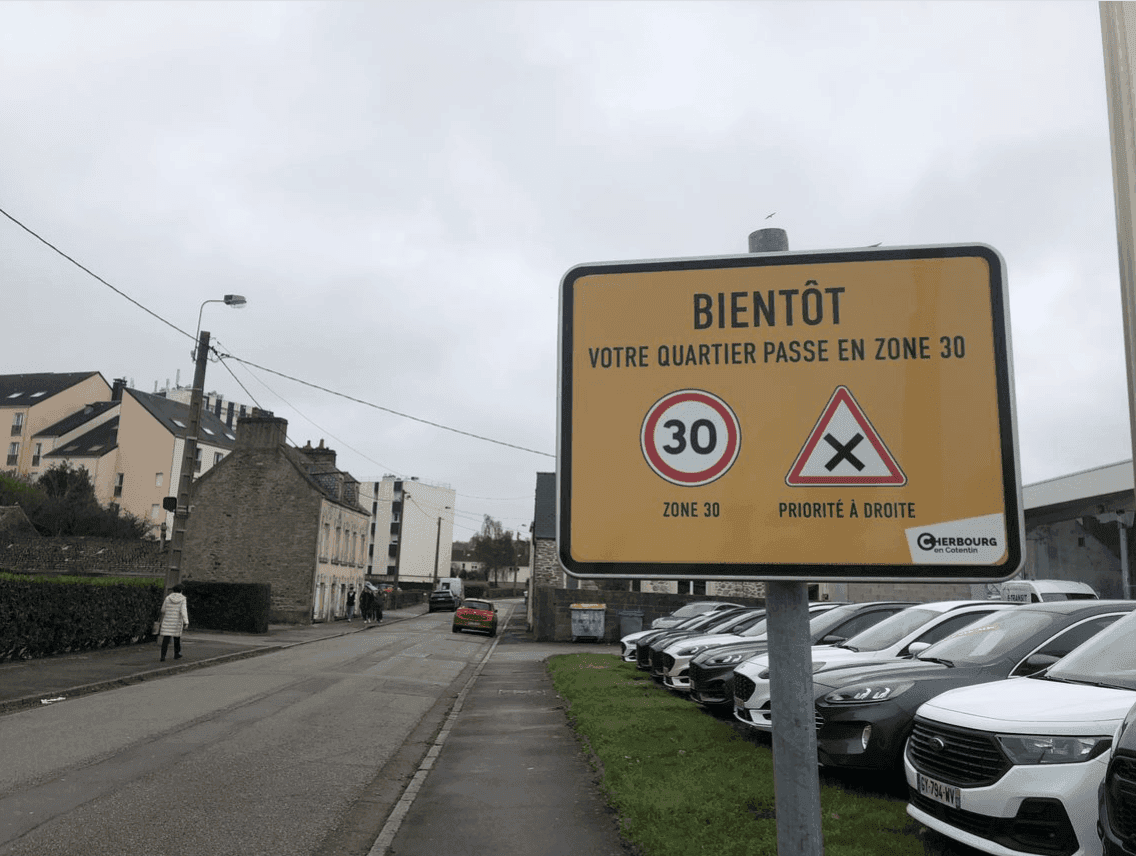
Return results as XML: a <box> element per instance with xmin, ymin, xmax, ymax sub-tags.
<box><xmin>302</xmin><ymin>438</ymin><xmax>337</xmax><ymax>468</ymax></box>
<box><xmin>111</xmin><ymin>378</ymin><xmax>127</xmax><ymax>402</ymax></box>
<box><xmin>236</xmin><ymin>415</ymin><xmax>289</xmax><ymax>451</ymax></box>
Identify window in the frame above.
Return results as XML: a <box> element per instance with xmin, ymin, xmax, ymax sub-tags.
<box><xmin>155</xmin><ymin>472</ymin><xmax>164</xmax><ymax>487</ymax></box>
<box><xmin>11</xmin><ymin>412</ymin><xmax>24</xmax><ymax>436</ymax></box>
<box><xmin>6</xmin><ymin>442</ymin><xmax>18</xmax><ymax>466</ymax></box>
<box><xmin>151</xmin><ymin>504</ymin><xmax>161</xmax><ymax>520</ymax></box>
<box><xmin>114</xmin><ymin>473</ymin><xmax>124</xmax><ymax>498</ymax></box>
<box><xmin>31</xmin><ymin>443</ymin><xmax>41</xmax><ymax>467</ymax></box>
<box><xmin>214</xmin><ymin>451</ymin><xmax>223</xmax><ymax>465</ymax></box>
<box><xmin>194</xmin><ymin>448</ymin><xmax>202</xmax><ymax>473</ymax></box>
<box><xmin>692</xmin><ymin>580</ymin><xmax>707</xmax><ymax>595</ymax></box>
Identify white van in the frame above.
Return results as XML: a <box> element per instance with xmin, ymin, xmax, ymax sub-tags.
<box><xmin>436</xmin><ymin>577</ymin><xmax>464</xmax><ymax>601</ymax></box>
<box><xmin>1000</xmin><ymin>579</ymin><xmax>1098</xmax><ymax>603</ymax></box>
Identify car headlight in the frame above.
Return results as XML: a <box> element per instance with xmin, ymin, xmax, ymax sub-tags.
<box><xmin>995</xmin><ymin>734</ymin><xmax>1112</xmax><ymax>765</ymax></box>
<box><xmin>676</xmin><ymin>644</ymin><xmax>709</xmax><ymax>657</ymax></box>
<box><xmin>822</xmin><ymin>681</ymin><xmax>914</xmax><ymax>704</ymax></box>
<box><xmin>704</xmin><ymin>650</ymin><xmax>750</xmax><ymax>666</ymax></box>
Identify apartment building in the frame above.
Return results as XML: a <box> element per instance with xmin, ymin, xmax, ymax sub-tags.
<box><xmin>36</xmin><ymin>380</ymin><xmax>235</xmax><ymax>534</ymax></box>
<box><xmin>360</xmin><ymin>475</ymin><xmax>455</xmax><ymax>588</ymax></box>
<box><xmin>1</xmin><ymin>371</ymin><xmax>112</xmax><ymax>476</ymax></box>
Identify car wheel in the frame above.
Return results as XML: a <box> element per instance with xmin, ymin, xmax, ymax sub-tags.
<box><xmin>488</xmin><ymin>625</ymin><xmax>497</xmax><ymax>637</ymax></box>
<box><xmin>452</xmin><ymin>626</ymin><xmax>460</xmax><ymax>633</ymax></box>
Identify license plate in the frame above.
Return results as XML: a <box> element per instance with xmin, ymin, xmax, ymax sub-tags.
<box><xmin>917</xmin><ymin>772</ymin><xmax>961</xmax><ymax>809</ymax></box>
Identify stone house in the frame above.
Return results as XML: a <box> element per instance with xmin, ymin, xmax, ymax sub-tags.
<box><xmin>180</xmin><ymin>415</ymin><xmax>369</xmax><ymax>624</ymax></box>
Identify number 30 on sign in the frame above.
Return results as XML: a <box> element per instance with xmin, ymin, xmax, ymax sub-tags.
<box><xmin>640</xmin><ymin>389</ymin><xmax>741</xmax><ymax>487</ymax></box>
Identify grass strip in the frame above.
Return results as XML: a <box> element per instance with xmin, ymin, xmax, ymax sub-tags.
<box><xmin>548</xmin><ymin>652</ymin><xmax>924</xmax><ymax>856</ymax></box>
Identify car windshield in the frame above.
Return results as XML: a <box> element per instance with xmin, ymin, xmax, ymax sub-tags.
<box><xmin>463</xmin><ymin>600</ymin><xmax>491</xmax><ymax>611</ymax></box>
<box><xmin>1044</xmin><ymin>610</ymin><xmax>1136</xmax><ymax>689</ymax></box>
<box><xmin>838</xmin><ymin>607</ymin><xmax>940</xmax><ymax>651</ymax></box>
<box><xmin>807</xmin><ymin>603</ymin><xmax>873</xmax><ymax>638</ymax></box>
<box><xmin>738</xmin><ymin>617</ymin><xmax>770</xmax><ymax>637</ymax></box>
<box><xmin>915</xmin><ymin>609</ymin><xmax>1058</xmax><ymax>665</ymax></box>
<box><xmin>708</xmin><ymin>611</ymin><xmax>762</xmax><ymax>634</ymax></box>
<box><xmin>671</xmin><ymin>603</ymin><xmax>719</xmax><ymax>620</ymax></box>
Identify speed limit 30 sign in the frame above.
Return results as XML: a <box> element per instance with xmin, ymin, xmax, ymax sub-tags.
<box><xmin>641</xmin><ymin>389</ymin><xmax>741</xmax><ymax>487</ymax></box>
<box><xmin>558</xmin><ymin>245</ymin><xmax>1023</xmax><ymax>582</ymax></box>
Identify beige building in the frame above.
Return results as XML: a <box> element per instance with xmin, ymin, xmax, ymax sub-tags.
<box><xmin>1</xmin><ymin>372</ymin><xmax>112</xmax><ymax>476</ymax></box>
<box><xmin>35</xmin><ymin>380</ymin><xmax>235</xmax><ymax>535</ymax></box>
<box><xmin>361</xmin><ymin>475</ymin><xmax>455</xmax><ymax>588</ymax></box>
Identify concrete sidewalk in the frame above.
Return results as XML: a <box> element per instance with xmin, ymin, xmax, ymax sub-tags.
<box><xmin>0</xmin><ymin>603</ymin><xmax>428</xmax><ymax>715</ymax></box>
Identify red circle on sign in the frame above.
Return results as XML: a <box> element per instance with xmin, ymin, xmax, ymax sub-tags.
<box><xmin>641</xmin><ymin>389</ymin><xmax>741</xmax><ymax>486</ymax></box>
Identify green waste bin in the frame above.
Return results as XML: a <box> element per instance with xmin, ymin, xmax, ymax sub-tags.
<box><xmin>619</xmin><ymin>610</ymin><xmax>643</xmax><ymax>637</ymax></box>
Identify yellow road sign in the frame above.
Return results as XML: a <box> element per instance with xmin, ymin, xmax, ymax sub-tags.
<box><xmin>558</xmin><ymin>244</ymin><xmax>1023</xmax><ymax>581</ymax></box>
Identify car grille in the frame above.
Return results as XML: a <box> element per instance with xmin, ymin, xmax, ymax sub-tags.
<box><xmin>734</xmin><ymin>672</ymin><xmax>756</xmax><ymax>701</ymax></box>
<box><xmin>649</xmin><ymin>648</ymin><xmax>665</xmax><ymax>674</ymax></box>
<box><xmin>636</xmin><ymin>643</ymin><xmax>652</xmax><ymax>669</ymax></box>
<box><xmin>1106</xmin><ymin>753</ymin><xmax>1136</xmax><ymax>841</ymax></box>
<box><xmin>907</xmin><ymin>717</ymin><xmax>1010</xmax><ymax>787</ymax></box>
<box><xmin>661</xmin><ymin>653</ymin><xmax>676</xmax><ymax>671</ymax></box>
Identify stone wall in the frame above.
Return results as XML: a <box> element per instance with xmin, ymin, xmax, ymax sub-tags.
<box><xmin>532</xmin><ymin>586</ymin><xmax>765</xmax><ymax>643</ymax></box>
<box><xmin>0</xmin><ymin>535</ymin><xmax>164</xmax><ymax>575</ymax></box>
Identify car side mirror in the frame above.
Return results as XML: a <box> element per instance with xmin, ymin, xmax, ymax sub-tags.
<box><xmin>906</xmin><ymin>642</ymin><xmax>930</xmax><ymax>657</ymax></box>
<box><xmin>1019</xmin><ymin>653</ymin><xmax>1060</xmax><ymax>675</ymax></box>
<box><xmin>820</xmin><ymin>634</ymin><xmax>846</xmax><ymax>645</ymax></box>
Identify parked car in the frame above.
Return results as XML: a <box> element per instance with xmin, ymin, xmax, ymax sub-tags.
<box><xmin>1000</xmin><ymin>579</ymin><xmax>1098</xmax><ymax>603</ymax></box>
<box><xmin>905</xmin><ymin>607</ymin><xmax>1136</xmax><ymax>856</ymax></box>
<box><xmin>733</xmin><ymin>601</ymin><xmax>1012</xmax><ymax>732</ymax></box>
<box><xmin>452</xmin><ymin>599</ymin><xmax>498</xmax><ymax>636</ymax></box>
<box><xmin>428</xmin><ymin>590</ymin><xmax>460</xmax><ymax>612</ymax></box>
<box><xmin>812</xmin><ymin>600</ymin><xmax>1136</xmax><ymax>776</ymax></box>
<box><xmin>649</xmin><ymin>601</ymin><xmax>744</xmax><ymax>631</ymax></box>
<box><xmin>634</xmin><ymin>607</ymin><xmax>756</xmax><ymax>670</ymax></box>
<box><xmin>687</xmin><ymin>601</ymin><xmax>914</xmax><ymax>710</ymax></box>
<box><xmin>621</xmin><ymin>607</ymin><xmax>749</xmax><ymax>662</ymax></box>
<box><xmin>1098</xmin><ymin>698</ymin><xmax>1136</xmax><ymax>856</ymax></box>
<box><xmin>657</xmin><ymin>602</ymin><xmax>856</xmax><ymax>691</ymax></box>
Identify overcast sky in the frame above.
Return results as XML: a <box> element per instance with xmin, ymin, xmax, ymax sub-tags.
<box><xmin>0</xmin><ymin>1</ymin><xmax>1128</xmax><ymax>540</ymax></box>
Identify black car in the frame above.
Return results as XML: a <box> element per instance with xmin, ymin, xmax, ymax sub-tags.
<box><xmin>1099</xmin><ymin>698</ymin><xmax>1136</xmax><ymax>856</ymax></box>
<box><xmin>635</xmin><ymin>607</ymin><xmax>758</xmax><ymax>671</ymax></box>
<box><xmin>811</xmin><ymin>600</ymin><xmax>1136</xmax><ymax>777</ymax></box>
<box><xmin>428</xmin><ymin>590</ymin><xmax>460</xmax><ymax>612</ymax></box>
<box><xmin>687</xmin><ymin>601</ymin><xmax>914</xmax><ymax>709</ymax></box>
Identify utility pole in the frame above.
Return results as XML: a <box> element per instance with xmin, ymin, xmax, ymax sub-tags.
<box><xmin>432</xmin><ymin>513</ymin><xmax>443</xmax><ymax>588</ymax></box>
<box><xmin>750</xmin><ymin>227</ymin><xmax>824</xmax><ymax>856</ymax></box>
<box><xmin>165</xmin><ymin>330</ymin><xmax>209</xmax><ymax>593</ymax></box>
<box><xmin>393</xmin><ymin>489</ymin><xmax>409</xmax><ymax>595</ymax></box>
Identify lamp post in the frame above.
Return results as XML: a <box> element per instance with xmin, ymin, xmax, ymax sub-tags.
<box><xmin>164</xmin><ymin>295</ymin><xmax>248</xmax><ymax>593</ymax></box>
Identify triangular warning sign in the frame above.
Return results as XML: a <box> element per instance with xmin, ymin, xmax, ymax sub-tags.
<box><xmin>786</xmin><ymin>386</ymin><xmax>906</xmax><ymax>486</ymax></box>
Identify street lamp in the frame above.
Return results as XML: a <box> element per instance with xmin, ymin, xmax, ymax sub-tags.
<box><xmin>166</xmin><ymin>295</ymin><xmax>249</xmax><ymax>593</ymax></box>
<box><xmin>193</xmin><ymin>295</ymin><xmax>247</xmax><ymax>361</ymax></box>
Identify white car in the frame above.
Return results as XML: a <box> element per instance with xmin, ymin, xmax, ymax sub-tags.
<box><xmin>733</xmin><ymin>600</ymin><xmax>1011</xmax><ymax>731</ymax></box>
<box><xmin>656</xmin><ymin>603</ymin><xmax>843</xmax><ymax>692</ymax></box>
<box><xmin>905</xmin><ymin>608</ymin><xmax>1136</xmax><ymax>856</ymax></box>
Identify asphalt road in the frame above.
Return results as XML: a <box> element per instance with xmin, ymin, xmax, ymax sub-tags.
<box><xmin>0</xmin><ymin>607</ymin><xmax>503</xmax><ymax>856</ymax></box>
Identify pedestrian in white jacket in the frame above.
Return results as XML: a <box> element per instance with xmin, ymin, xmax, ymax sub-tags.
<box><xmin>159</xmin><ymin>584</ymin><xmax>190</xmax><ymax>662</ymax></box>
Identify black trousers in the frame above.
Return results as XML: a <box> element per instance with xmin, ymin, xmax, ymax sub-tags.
<box><xmin>161</xmin><ymin>635</ymin><xmax>182</xmax><ymax>659</ymax></box>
